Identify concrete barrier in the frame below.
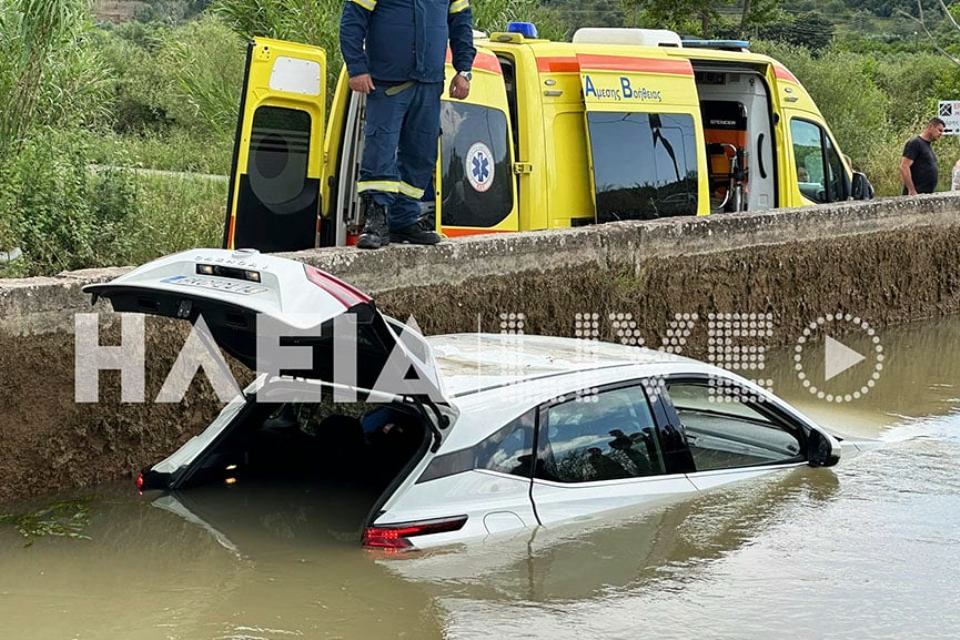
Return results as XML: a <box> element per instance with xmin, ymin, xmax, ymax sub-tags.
<box><xmin>2</xmin><ymin>193</ymin><xmax>960</xmax><ymax>503</ymax></box>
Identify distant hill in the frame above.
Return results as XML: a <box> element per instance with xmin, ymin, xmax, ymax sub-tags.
<box><xmin>89</xmin><ymin>0</ymin><xmax>937</xmax><ymax>46</ymax></box>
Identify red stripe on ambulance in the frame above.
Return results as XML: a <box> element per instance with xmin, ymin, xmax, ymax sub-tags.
<box><xmin>773</xmin><ymin>65</ymin><xmax>799</xmax><ymax>84</ymax></box>
<box><xmin>576</xmin><ymin>54</ymin><xmax>693</xmax><ymax>76</ymax></box>
<box><xmin>445</xmin><ymin>50</ymin><xmax>502</xmax><ymax>74</ymax></box>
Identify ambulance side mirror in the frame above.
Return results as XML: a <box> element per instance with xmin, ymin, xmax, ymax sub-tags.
<box><xmin>851</xmin><ymin>172</ymin><xmax>874</xmax><ymax>200</ymax></box>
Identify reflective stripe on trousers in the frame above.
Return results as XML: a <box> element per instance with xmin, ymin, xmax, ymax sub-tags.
<box><xmin>358</xmin><ymin>81</ymin><xmax>442</xmax><ymax>230</ymax></box>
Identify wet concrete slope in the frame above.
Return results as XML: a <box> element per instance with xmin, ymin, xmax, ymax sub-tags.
<box><xmin>1</xmin><ymin>194</ymin><xmax>959</xmax><ymax>503</ymax></box>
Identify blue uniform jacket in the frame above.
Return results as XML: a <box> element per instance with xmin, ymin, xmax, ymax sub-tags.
<box><xmin>339</xmin><ymin>0</ymin><xmax>476</xmax><ymax>83</ymax></box>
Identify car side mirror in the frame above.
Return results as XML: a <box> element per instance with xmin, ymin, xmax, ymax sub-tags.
<box><xmin>850</xmin><ymin>172</ymin><xmax>874</xmax><ymax>200</ymax></box>
<box><xmin>807</xmin><ymin>430</ymin><xmax>840</xmax><ymax>467</ymax></box>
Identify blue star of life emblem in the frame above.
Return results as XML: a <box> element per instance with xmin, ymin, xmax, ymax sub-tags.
<box><xmin>465</xmin><ymin>141</ymin><xmax>495</xmax><ymax>192</ymax></box>
<box><xmin>472</xmin><ymin>153</ymin><xmax>490</xmax><ymax>183</ymax></box>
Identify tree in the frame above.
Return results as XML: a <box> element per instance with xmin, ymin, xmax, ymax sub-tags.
<box><xmin>630</xmin><ymin>0</ymin><xmax>728</xmax><ymax>37</ymax></box>
<box><xmin>740</xmin><ymin>0</ymin><xmax>780</xmax><ymax>32</ymax></box>
<box><xmin>905</xmin><ymin>0</ymin><xmax>960</xmax><ymax>67</ymax></box>
<box><xmin>623</xmin><ymin>0</ymin><xmax>780</xmax><ymax>39</ymax></box>
<box><xmin>758</xmin><ymin>10</ymin><xmax>835</xmax><ymax>51</ymax></box>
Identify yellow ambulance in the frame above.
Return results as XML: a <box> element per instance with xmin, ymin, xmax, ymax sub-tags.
<box><xmin>223</xmin><ymin>25</ymin><xmax>873</xmax><ymax>251</ymax></box>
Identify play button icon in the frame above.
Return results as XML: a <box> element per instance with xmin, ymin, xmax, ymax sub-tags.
<box><xmin>794</xmin><ymin>313</ymin><xmax>885</xmax><ymax>404</ymax></box>
<box><xmin>824</xmin><ymin>335</ymin><xmax>866</xmax><ymax>381</ymax></box>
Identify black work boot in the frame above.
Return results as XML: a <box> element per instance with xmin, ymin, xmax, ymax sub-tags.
<box><xmin>357</xmin><ymin>198</ymin><xmax>390</xmax><ymax>249</ymax></box>
<box><xmin>391</xmin><ymin>222</ymin><xmax>442</xmax><ymax>245</ymax></box>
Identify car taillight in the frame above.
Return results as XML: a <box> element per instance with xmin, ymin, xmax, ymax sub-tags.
<box><xmin>363</xmin><ymin>515</ymin><xmax>468</xmax><ymax>550</ymax></box>
<box><xmin>303</xmin><ymin>264</ymin><xmax>371</xmax><ymax>308</ymax></box>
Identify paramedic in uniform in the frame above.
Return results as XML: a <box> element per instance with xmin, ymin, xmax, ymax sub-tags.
<box><xmin>339</xmin><ymin>0</ymin><xmax>476</xmax><ymax>249</ymax></box>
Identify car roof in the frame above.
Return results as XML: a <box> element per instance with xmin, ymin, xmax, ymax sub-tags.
<box><xmin>427</xmin><ymin>333</ymin><xmax>698</xmax><ymax>397</ymax></box>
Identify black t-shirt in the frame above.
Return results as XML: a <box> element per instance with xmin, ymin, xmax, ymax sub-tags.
<box><xmin>902</xmin><ymin>136</ymin><xmax>938</xmax><ymax>194</ymax></box>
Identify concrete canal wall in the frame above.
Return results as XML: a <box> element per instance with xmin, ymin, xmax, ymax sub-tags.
<box><xmin>2</xmin><ymin>194</ymin><xmax>960</xmax><ymax>504</ymax></box>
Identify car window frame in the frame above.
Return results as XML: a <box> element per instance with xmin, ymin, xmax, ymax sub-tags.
<box><xmin>659</xmin><ymin>373</ymin><xmax>809</xmax><ymax>473</ymax></box>
<box><xmin>532</xmin><ymin>379</ymin><xmax>694</xmax><ymax>485</ymax></box>
<box><xmin>416</xmin><ymin>408</ymin><xmax>537</xmax><ymax>484</ymax></box>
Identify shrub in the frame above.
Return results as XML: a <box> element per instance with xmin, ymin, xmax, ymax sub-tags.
<box><xmin>89</xmin><ymin>128</ymin><xmax>234</xmax><ymax>174</ymax></box>
<box><xmin>214</xmin><ymin>0</ymin><xmax>344</xmax><ymax>102</ymax></box>
<box><xmin>0</xmin><ymin>132</ymin><xmax>139</xmax><ymax>275</ymax></box>
<box><xmin>0</xmin><ymin>130</ymin><xmax>226</xmax><ymax>276</ymax></box>
<box><xmin>155</xmin><ymin>15</ymin><xmax>246</xmax><ymax>137</ymax></box>
<box><xmin>472</xmin><ymin>0</ymin><xmax>569</xmax><ymax>40</ymax></box>
<box><xmin>92</xmin><ymin>17</ymin><xmax>244</xmax><ymax>138</ymax></box>
<box><xmin>0</xmin><ymin>0</ymin><xmax>112</xmax><ymax>154</ymax></box>
<box><xmin>86</xmin><ymin>16</ymin><xmax>242</xmax><ymax>172</ymax></box>
<box><xmin>88</xmin><ymin>23</ymin><xmax>171</xmax><ymax>134</ymax></box>
<box><xmin>124</xmin><ymin>173</ymin><xmax>227</xmax><ymax>264</ymax></box>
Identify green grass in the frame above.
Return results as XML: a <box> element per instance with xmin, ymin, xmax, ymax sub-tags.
<box><xmin>124</xmin><ymin>172</ymin><xmax>227</xmax><ymax>264</ymax></box>
<box><xmin>90</xmin><ymin>129</ymin><xmax>234</xmax><ymax>175</ymax></box>
<box><xmin>0</xmin><ymin>170</ymin><xmax>226</xmax><ymax>277</ymax></box>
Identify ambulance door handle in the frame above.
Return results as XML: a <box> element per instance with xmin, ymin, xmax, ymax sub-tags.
<box><xmin>758</xmin><ymin>133</ymin><xmax>767</xmax><ymax>179</ymax></box>
<box><xmin>513</xmin><ymin>162</ymin><xmax>533</xmax><ymax>175</ymax></box>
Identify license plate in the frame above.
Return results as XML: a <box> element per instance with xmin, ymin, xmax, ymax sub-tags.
<box><xmin>162</xmin><ymin>275</ymin><xmax>267</xmax><ymax>296</ymax></box>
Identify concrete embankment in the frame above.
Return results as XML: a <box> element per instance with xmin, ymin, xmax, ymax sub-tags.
<box><xmin>2</xmin><ymin>194</ymin><xmax>960</xmax><ymax>504</ymax></box>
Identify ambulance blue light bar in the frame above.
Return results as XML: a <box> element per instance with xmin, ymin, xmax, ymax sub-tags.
<box><xmin>682</xmin><ymin>38</ymin><xmax>750</xmax><ymax>51</ymax></box>
<box><xmin>506</xmin><ymin>21</ymin><xmax>538</xmax><ymax>39</ymax></box>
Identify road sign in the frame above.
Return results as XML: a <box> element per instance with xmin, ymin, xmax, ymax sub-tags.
<box><xmin>938</xmin><ymin>101</ymin><xmax>960</xmax><ymax>135</ymax></box>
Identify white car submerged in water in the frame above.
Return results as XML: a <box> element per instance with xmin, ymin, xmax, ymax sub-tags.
<box><xmin>85</xmin><ymin>249</ymin><xmax>849</xmax><ymax>550</ymax></box>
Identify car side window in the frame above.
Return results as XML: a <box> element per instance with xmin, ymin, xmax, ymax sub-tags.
<box><xmin>790</xmin><ymin>118</ymin><xmax>846</xmax><ymax>203</ymax></box>
<box><xmin>536</xmin><ymin>386</ymin><xmax>665</xmax><ymax>483</ymax></box>
<box><xmin>476</xmin><ymin>410</ymin><xmax>535</xmax><ymax>476</ymax></box>
<box><xmin>665</xmin><ymin>381</ymin><xmax>803</xmax><ymax>471</ymax></box>
<box><xmin>417</xmin><ymin>410</ymin><xmax>535</xmax><ymax>483</ymax></box>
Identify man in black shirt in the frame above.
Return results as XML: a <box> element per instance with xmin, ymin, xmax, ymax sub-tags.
<box><xmin>901</xmin><ymin>117</ymin><xmax>946</xmax><ymax>195</ymax></box>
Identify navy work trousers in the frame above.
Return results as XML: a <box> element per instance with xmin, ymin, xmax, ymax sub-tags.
<box><xmin>358</xmin><ymin>81</ymin><xmax>442</xmax><ymax>231</ymax></box>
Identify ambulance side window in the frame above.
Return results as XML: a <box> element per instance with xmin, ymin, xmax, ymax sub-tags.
<box><xmin>440</xmin><ymin>102</ymin><xmax>513</xmax><ymax>228</ymax></box>
<box><xmin>790</xmin><ymin>118</ymin><xmax>847</xmax><ymax>203</ymax></box>
<box><xmin>587</xmin><ymin>112</ymin><xmax>699</xmax><ymax>222</ymax></box>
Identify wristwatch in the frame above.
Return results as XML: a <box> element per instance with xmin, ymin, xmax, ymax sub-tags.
<box><xmin>457</xmin><ymin>70</ymin><xmax>472</xmax><ymax>82</ymax></box>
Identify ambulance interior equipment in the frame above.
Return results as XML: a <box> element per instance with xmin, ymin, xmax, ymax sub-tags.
<box><xmin>695</xmin><ymin>66</ymin><xmax>775</xmax><ymax>213</ymax></box>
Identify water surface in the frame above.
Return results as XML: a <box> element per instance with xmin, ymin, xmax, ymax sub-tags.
<box><xmin>2</xmin><ymin>317</ymin><xmax>959</xmax><ymax>639</ymax></box>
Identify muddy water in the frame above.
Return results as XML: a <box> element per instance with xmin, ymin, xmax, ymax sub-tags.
<box><xmin>2</xmin><ymin>318</ymin><xmax>960</xmax><ymax>639</ymax></box>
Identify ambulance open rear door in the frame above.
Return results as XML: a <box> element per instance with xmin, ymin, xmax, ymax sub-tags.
<box><xmin>223</xmin><ymin>38</ymin><xmax>327</xmax><ymax>252</ymax></box>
